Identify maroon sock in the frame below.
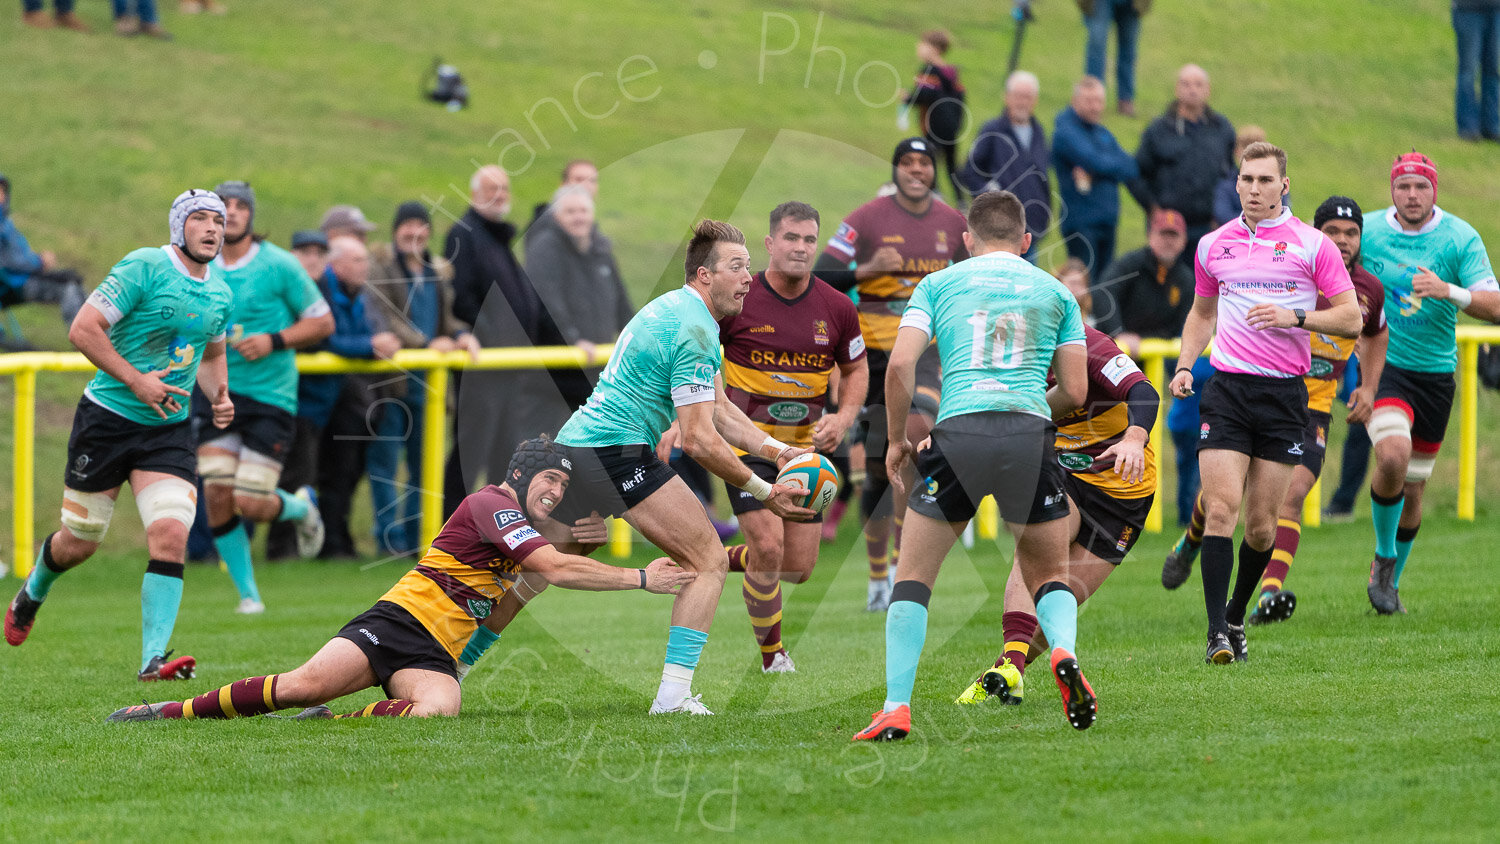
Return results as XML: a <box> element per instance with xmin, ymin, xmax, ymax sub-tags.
<box><xmin>1262</xmin><ymin>518</ymin><xmax>1301</xmax><ymax>593</ymax></box>
<box><xmin>997</xmin><ymin>611</ymin><xmax>1040</xmax><ymax>675</ymax></box>
<box><xmin>177</xmin><ymin>674</ymin><xmax>280</xmax><ymax>719</ymax></box>
<box><xmin>336</xmin><ymin>699</ymin><xmax>416</xmax><ymax>718</ymax></box>
<box><xmin>725</xmin><ymin>544</ymin><xmax>748</xmax><ymax>573</ymax></box>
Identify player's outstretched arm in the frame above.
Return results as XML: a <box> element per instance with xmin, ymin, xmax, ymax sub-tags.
<box><xmin>520</xmin><ymin>549</ymin><xmax>695</xmax><ymax>594</ymax></box>
<box><xmin>1171</xmin><ymin>294</ymin><xmax>1218</xmax><ymax>397</ymax></box>
<box><xmin>683</xmin><ymin>397</ymin><xmax>814</xmax><ymax>520</ymax></box>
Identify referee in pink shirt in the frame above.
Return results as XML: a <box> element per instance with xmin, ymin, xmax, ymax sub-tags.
<box><xmin>1169</xmin><ymin>142</ymin><xmax>1362</xmax><ymax>665</ymax></box>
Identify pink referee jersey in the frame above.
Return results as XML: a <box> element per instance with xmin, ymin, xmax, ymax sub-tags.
<box><xmin>1194</xmin><ymin>208</ymin><xmax>1353</xmax><ymax>377</ymax></box>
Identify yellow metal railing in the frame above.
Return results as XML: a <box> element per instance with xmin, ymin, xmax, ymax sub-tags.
<box><xmin>6</xmin><ymin>327</ymin><xmax>1499</xmax><ymax>573</ymax></box>
<box><xmin>2</xmin><ymin>345</ymin><xmax>617</xmax><ymax>577</ymax></box>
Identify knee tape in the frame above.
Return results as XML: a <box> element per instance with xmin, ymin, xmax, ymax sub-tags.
<box><xmin>234</xmin><ymin>450</ymin><xmax>283</xmax><ymax>499</ymax></box>
<box><xmin>61</xmin><ymin>488</ymin><xmax>115</xmax><ymax>543</ymax></box>
<box><xmin>198</xmin><ymin>452</ymin><xmax>239</xmax><ymax>489</ymax></box>
<box><xmin>135</xmin><ymin>477</ymin><xmax>198</xmax><ymax>529</ymax></box>
<box><xmin>1406</xmin><ymin>454</ymin><xmax>1437</xmax><ymax>482</ymax></box>
<box><xmin>1367</xmin><ymin>410</ymin><xmax>1412</xmax><ymax>446</ymax></box>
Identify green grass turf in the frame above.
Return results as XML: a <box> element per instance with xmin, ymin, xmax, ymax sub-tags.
<box><xmin>0</xmin><ymin>516</ymin><xmax>1497</xmax><ymax>840</ymax></box>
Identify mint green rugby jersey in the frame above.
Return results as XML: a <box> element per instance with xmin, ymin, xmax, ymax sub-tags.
<box><xmin>82</xmin><ymin>246</ymin><xmax>234</xmax><ymax>425</ymax></box>
<box><xmin>214</xmin><ymin>242</ymin><xmax>328</xmax><ymax>413</ymax></box>
<box><xmin>1361</xmin><ymin>207</ymin><xmax>1498</xmax><ymax>374</ymax></box>
<box><xmin>900</xmin><ymin>250</ymin><xmax>1085</xmax><ymax>421</ymax></box>
<box><xmin>557</xmin><ymin>286</ymin><xmax>721</xmax><ymax>448</ymax></box>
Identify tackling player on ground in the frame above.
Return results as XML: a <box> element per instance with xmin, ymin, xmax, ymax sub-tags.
<box><xmin>1359</xmin><ymin>152</ymin><xmax>1500</xmax><ymax>613</ymax></box>
<box><xmin>106</xmin><ymin>437</ymin><xmax>696</xmax><ymax>722</ymax></box>
<box><xmin>1163</xmin><ymin>196</ymin><xmax>1388</xmax><ymax>626</ymax></box>
<box><xmin>854</xmin><ymin>190</ymin><xmax>1092</xmax><ymax>741</ymax></box>
<box><xmin>5</xmin><ymin>190</ymin><xmax>236</xmax><ymax>681</ymax></box>
<box><xmin>1169</xmin><ymin>143</ymin><xmax>1362</xmax><ymax>665</ymax></box>
<box><xmin>196</xmin><ymin>181</ymin><xmax>333</xmax><ymax>614</ymax></box>
<box><xmin>717</xmin><ymin>201</ymin><xmax>868</xmax><ymax>672</ymax></box>
<box><xmin>956</xmin><ymin>321</ymin><xmax>1159</xmax><ymax>705</ymax></box>
<box><xmin>814</xmin><ymin>137</ymin><xmax>969</xmax><ymax>611</ymax></box>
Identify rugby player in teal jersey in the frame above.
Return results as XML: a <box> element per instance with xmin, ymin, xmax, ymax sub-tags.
<box><xmin>5</xmin><ymin>190</ymin><xmax>237</xmax><ymax>681</ymax></box>
<box><xmin>1360</xmin><ymin>152</ymin><xmax>1500</xmax><ymax>613</ymax></box>
<box><xmin>453</xmin><ymin>221</ymin><xmax>815</xmax><ymax>715</ymax></box>
<box><xmin>196</xmin><ymin>181</ymin><xmax>333</xmax><ymax>615</ymax></box>
<box><xmin>855</xmin><ymin>190</ymin><xmax>1094</xmax><ymax>739</ymax></box>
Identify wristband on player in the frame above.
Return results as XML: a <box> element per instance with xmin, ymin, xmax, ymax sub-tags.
<box><xmin>1175</xmin><ymin>367</ymin><xmax>1194</xmax><ymax>377</ymax></box>
<box><xmin>270</xmin><ymin>331</ymin><xmax>287</xmax><ymax>351</ymax></box>
<box><xmin>759</xmin><ymin>435</ymin><xmax>790</xmax><ymax>460</ymax></box>
<box><xmin>637</xmin><ymin>569</ymin><xmax>647</xmax><ymax>589</ymax></box>
<box><xmin>1449</xmin><ymin>284</ymin><xmax>1474</xmax><ymax>308</ymax></box>
<box><xmin>742</xmin><ymin>473</ymin><xmax>774</xmax><ymax>501</ymax></box>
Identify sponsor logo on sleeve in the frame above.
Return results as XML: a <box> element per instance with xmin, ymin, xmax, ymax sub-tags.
<box><xmin>828</xmin><ymin>222</ymin><xmax>857</xmax><ymax>256</ymax></box>
<box><xmin>849</xmin><ymin>335</ymin><xmax>865</xmax><ymax>358</ymax></box>
<box><xmin>494</xmin><ymin>509</ymin><xmax>525</xmax><ymax>531</ymax></box>
<box><xmin>1101</xmin><ymin>353</ymin><xmax>1140</xmax><ymax>386</ymax></box>
<box><xmin>502</xmin><ymin>525</ymin><xmax>541</xmax><ymax>550</ymax></box>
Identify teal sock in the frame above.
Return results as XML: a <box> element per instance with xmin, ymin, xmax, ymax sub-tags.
<box><xmin>212</xmin><ymin>517</ymin><xmax>260</xmax><ymax>603</ymax></box>
<box><xmin>1370</xmin><ymin>490</ymin><xmax>1403</xmax><ymax>559</ymax></box>
<box><xmin>140</xmin><ymin>563</ymin><xmax>184</xmax><ymax>672</ymax></box>
<box><xmin>459</xmin><ymin>626</ymin><xmax>500</xmax><ymax>667</ymax></box>
<box><xmin>1393</xmin><ymin>524</ymin><xmax>1419</xmax><ymax>588</ymax></box>
<box><xmin>884</xmin><ymin>600</ymin><xmax>929</xmax><ymax>709</ymax></box>
<box><xmin>664</xmin><ymin>625</ymin><xmax>709</xmax><ymax>669</ymax></box>
<box><xmin>274</xmin><ymin>488</ymin><xmax>308</xmax><ymax>522</ymax></box>
<box><xmin>25</xmin><ymin>535</ymin><xmax>65</xmax><ymax>602</ymax></box>
<box><xmin>1036</xmin><ymin>584</ymin><xmax>1079</xmax><ymax>655</ymax></box>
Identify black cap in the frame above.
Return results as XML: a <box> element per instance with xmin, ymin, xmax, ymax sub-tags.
<box><xmin>1313</xmin><ymin>195</ymin><xmax>1363</xmax><ymax>231</ymax></box>
<box><xmin>392</xmin><ymin>200</ymin><xmax>431</xmax><ymax>232</ymax></box>
<box><xmin>892</xmin><ymin>136</ymin><xmax>935</xmax><ymax>167</ymax></box>
<box><xmin>507</xmin><ymin>435</ymin><xmax>573</xmax><ymax>520</ymax></box>
<box><xmin>290</xmin><ymin>229</ymin><xmax>329</xmax><ymax>251</ymax></box>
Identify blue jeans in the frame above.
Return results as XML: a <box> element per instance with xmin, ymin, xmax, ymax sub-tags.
<box><xmin>1454</xmin><ymin>7</ymin><xmax>1500</xmax><ymax>137</ymax></box>
<box><xmin>1063</xmin><ymin>221</ymin><xmax>1118</xmax><ymax>287</ymax></box>
<box><xmin>110</xmin><ymin>0</ymin><xmax>158</xmax><ymax>24</ymax></box>
<box><xmin>1084</xmin><ymin>0</ymin><xmax>1141</xmax><ymax>104</ymax></box>
<box><xmin>23</xmin><ymin>0</ymin><xmax>76</xmax><ymax>12</ymax></box>
<box><xmin>1170</xmin><ymin>426</ymin><xmax>1201</xmax><ymax>527</ymax></box>
<box><xmin>367</xmin><ymin>392</ymin><xmax>425</xmax><ymax>555</ymax></box>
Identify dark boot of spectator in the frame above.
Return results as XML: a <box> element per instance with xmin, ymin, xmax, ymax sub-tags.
<box><xmin>114</xmin><ymin>15</ymin><xmax>138</xmax><ymax>34</ymax></box>
<box><xmin>55</xmin><ymin>10</ymin><xmax>89</xmax><ymax>30</ymax></box>
<box><xmin>22</xmin><ymin>10</ymin><xmax>53</xmax><ymax>27</ymax></box>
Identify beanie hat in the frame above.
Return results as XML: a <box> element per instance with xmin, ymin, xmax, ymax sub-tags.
<box><xmin>1391</xmin><ymin>151</ymin><xmax>1437</xmax><ymax>194</ymax></box>
<box><xmin>1313</xmin><ymin>195</ymin><xmax>1363</xmax><ymax>231</ymax></box>
<box><xmin>169</xmin><ymin>189</ymin><xmax>227</xmax><ymax>247</ymax></box>
<box><xmin>507</xmin><ymin>435</ymin><xmax>573</xmax><ymax>520</ymax></box>
<box><xmin>392</xmin><ymin>200</ymin><xmax>431</xmax><ymax>233</ymax></box>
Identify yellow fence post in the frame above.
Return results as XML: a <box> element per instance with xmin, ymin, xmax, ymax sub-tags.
<box><xmin>1302</xmin><ymin>478</ymin><xmax>1322</xmax><ymax>528</ymax></box>
<box><xmin>1458</xmin><ymin>338</ymin><xmax>1479</xmax><ymax>521</ymax></box>
<box><xmin>13</xmin><ymin>367</ymin><xmax>37</xmax><ymax>578</ymax></box>
<box><xmin>1142</xmin><ymin>350</ymin><xmax>1166</xmax><ymax>534</ymax></box>
<box><xmin>420</xmin><ymin>359</ymin><xmax>450</xmax><ymax>547</ymax></box>
<box><xmin>608</xmin><ymin>518</ymin><xmax>632</xmax><ymax>559</ymax></box>
<box><xmin>976</xmin><ymin>496</ymin><xmax>999</xmax><ymax>540</ymax></box>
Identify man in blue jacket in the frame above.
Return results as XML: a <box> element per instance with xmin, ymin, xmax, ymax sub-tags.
<box><xmin>302</xmin><ymin>236</ymin><xmax>400</xmax><ymax>558</ymax></box>
<box><xmin>0</xmin><ymin>174</ymin><xmax>86</xmax><ymax>340</ymax></box>
<box><xmin>1052</xmin><ymin>76</ymin><xmax>1139</xmax><ymax>285</ymax></box>
<box><xmin>957</xmin><ymin>70</ymin><xmax>1051</xmax><ymax>262</ymax></box>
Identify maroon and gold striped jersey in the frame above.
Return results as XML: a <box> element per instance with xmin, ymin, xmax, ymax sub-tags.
<box><xmin>822</xmin><ymin>195</ymin><xmax>969</xmax><ymax>351</ymax></box>
<box><xmin>1306</xmin><ymin>264</ymin><xmax>1386</xmax><ymax>414</ymax></box>
<box><xmin>1052</xmin><ymin>326</ymin><xmax>1156</xmax><ymax>499</ymax></box>
<box><xmin>720</xmin><ymin>273</ymin><xmax>865</xmax><ymax>449</ymax></box>
<box><xmin>376</xmin><ymin>485</ymin><xmax>549</xmax><ymax>659</ymax></box>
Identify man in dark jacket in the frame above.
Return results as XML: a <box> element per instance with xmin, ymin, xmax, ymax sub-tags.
<box><xmin>1094</xmin><ymin>208</ymin><xmax>1194</xmax><ymax>352</ymax></box>
<box><xmin>1127</xmin><ymin>64</ymin><xmax>1236</xmax><ymax>257</ymax></box>
<box><xmin>523</xmin><ymin>185</ymin><xmax>633</xmax><ymax>423</ymax></box>
<box><xmin>444</xmin><ymin>165</ymin><xmax>569</xmax><ymax>518</ymax></box>
<box><xmin>957</xmin><ymin>70</ymin><xmax>1051</xmax><ymax>262</ymax></box>
<box><xmin>1053</xmin><ymin>76</ymin><xmax>1139</xmax><ymax>284</ymax></box>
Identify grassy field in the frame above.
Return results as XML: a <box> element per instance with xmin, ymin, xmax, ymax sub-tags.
<box><xmin>0</xmin><ymin>518</ymin><xmax>1497</xmax><ymax>841</ymax></box>
<box><xmin>3</xmin><ymin>0</ymin><xmax>1500</xmax><ymax>840</ymax></box>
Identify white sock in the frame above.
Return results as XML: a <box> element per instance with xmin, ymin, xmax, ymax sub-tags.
<box><xmin>655</xmin><ymin>663</ymin><xmax>694</xmax><ymax>705</ymax></box>
<box><xmin>883</xmin><ymin>700</ymin><xmax>906</xmax><ymax>713</ymax></box>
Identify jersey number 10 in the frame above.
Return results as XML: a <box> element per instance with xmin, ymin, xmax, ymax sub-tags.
<box><xmin>966</xmin><ymin>310</ymin><xmax>1027</xmax><ymax>369</ymax></box>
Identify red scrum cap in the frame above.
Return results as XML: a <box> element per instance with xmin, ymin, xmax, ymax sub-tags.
<box><xmin>1391</xmin><ymin>150</ymin><xmax>1437</xmax><ymax>195</ymax></box>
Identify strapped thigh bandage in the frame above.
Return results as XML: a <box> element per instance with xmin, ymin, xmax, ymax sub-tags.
<box><xmin>61</xmin><ymin>488</ymin><xmax>115</xmax><ymax>543</ymax></box>
<box><xmin>234</xmin><ymin>448</ymin><xmax>284</xmax><ymax>500</ymax></box>
<box><xmin>135</xmin><ymin>476</ymin><xmax>198</xmax><ymax>529</ymax></box>
<box><xmin>1367</xmin><ymin>408</ymin><xmax>1412</xmax><ymax>445</ymax></box>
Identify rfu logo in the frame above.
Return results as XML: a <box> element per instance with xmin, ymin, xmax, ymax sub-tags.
<box><xmin>621</xmin><ymin>466</ymin><xmax>647</xmax><ymax>491</ymax></box>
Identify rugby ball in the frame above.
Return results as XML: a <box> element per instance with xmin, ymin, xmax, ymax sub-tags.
<box><xmin>775</xmin><ymin>453</ymin><xmax>841</xmax><ymax>513</ymax></box>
